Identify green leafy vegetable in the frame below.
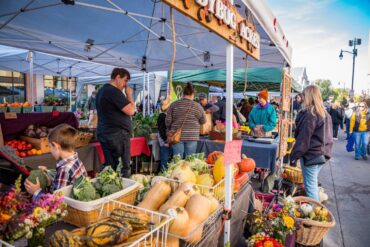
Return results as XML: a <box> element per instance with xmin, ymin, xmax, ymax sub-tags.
<box><xmin>72</xmin><ymin>176</ymin><xmax>98</xmax><ymax>201</ymax></box>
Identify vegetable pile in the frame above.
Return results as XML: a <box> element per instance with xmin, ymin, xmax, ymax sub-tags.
<box><xmin>132</xmin><ymin>112</ymin><xmax>158</xmax><ymax>139</ymax></box>
<box><xmin>72</xmin><ymin>167</ymin><xmax>124</xmax><ymax>202</ymax></box>
<box><xmin>24</xmin><ymin>124</ymin><xmax>49</xmax><ymax>138</ymax></box>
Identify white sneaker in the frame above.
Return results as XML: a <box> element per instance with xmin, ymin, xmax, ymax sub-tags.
<box><xmin>333</xmin><ymin>137</ymin><xmax>338</xmax><ymax>141</ymax></box>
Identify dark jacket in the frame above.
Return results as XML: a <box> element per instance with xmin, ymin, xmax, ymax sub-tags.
<box><xmin>240</xmin><ymin>103</ymin><xmax>253</xmax><ymax>121</ymax></box>
<box><xmin>157</xmin><ymin>113</ymin><xmax>167</xmax><ymax>142</ymax></box>
<box><xmin>293</xmin><ymin>100</ymin><xmax>302</xmax><ymax>112</ymax></box>
<box><xmin>291</xmin><ymin>109</ymin><xmax>333</xmax><ymax>164</ymax></box>
<box><xmin>330</xmin><ymin>108</ymin><xmax>344</xmax><ymax>127</ymax></box>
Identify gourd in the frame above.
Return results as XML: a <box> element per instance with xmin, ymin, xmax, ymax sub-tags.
<box><xmin>185</xmin><ymin>194</ymin><xmax>211</xmax><ymax>224</ymax></box>
<box><xmin>184</xmin><ymin>221</ymin><xmax>203</xmax><ymax>244</ymax></box>
<box><xmin>167</xmin><ymin>207</ymin><xmax>189</xmax><ymax>237</ymax></box>
<box><xmin>49</xmin><ymin>230</ymin><xmax>80</xmax><ymax>247</ymax></box>
<box><xmin>170</xmin><ymin>163</ymin><xmax>196</xmax><ymax>184</ymax></box>
<box><xmin>213</xmin><ymin>156</ymin><xmax>225</xmax><ymax>183</ymax></box>
<box><xmin>138</xmin><ymin>180</ymin><xmax>171</xmax><ymax>211</ymax></box>
<box><xmin>121</xmin><ymin>229</ymin><xmax>150</xmax><ymax>246</ymax></box>
<box><xmin>239</xmin><ymin>154</ymin><xmax>256</xmax><ymax>172</ymax></box>
<box><xmin>110</xmin><ymin>207</ymin><xmax>151</xmax><ymax>230</ymax></box>
<box><xmin>86</xmin><ymin>220</ymin><xmax>132</xmax><ymax>247</ymax></box>
<box><xmin>206</xmin><ymin>151</ymin><xmax>223</xmax><ymax>164</ymax></box>
<box><xmin>166</xmin><ymin>236</ymin><xmax>180</xmax><ymax>247</ymax></box>
<box><xmin>159</xmin><ymin>190</ymin><xmax>190</xmax><ymax>213</ymax></box>
<box><xmin>205</xmin><ymin>194</ymin><xmax>219</xmax><ymax>214</ymax></box>
<box><xmin>70</xmin><ymin>227</ymin><xmax>86</xmax><ymax>237</ymax></box>
<box><xmin>177</xmin><ymin>182</ymin><xmax>201</xmax><ymax>197</ymax></box>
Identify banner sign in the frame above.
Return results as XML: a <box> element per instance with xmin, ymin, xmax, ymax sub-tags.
<box><xmin>162</xmin><ymin>0</ymin><xmax>260</xmax><ymax>59</ymax></box>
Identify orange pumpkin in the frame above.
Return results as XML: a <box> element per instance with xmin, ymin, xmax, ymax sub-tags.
<box><xmin>239</xmin><ymin>154</ymin><xmax>256</xmax><ymax>172</ymax></box>
<box><xmin>206</xmin><ymin>151</ymin><xmax>223</xmax><ymax>165</ymax></box>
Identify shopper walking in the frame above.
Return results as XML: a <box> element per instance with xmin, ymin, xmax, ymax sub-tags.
<box><xmin>96</xmin><ymin>68</ymin><xmax>135</xmax><ymax>177</ymax></box>
<box><xmin>291</xmin><ymin>85</ymin><xmax>333</xmax><ymax>201</ymax></box>
<box><xmin>330</xmin><ymin>101</ymin><xmax>343</xmax><ymax>140</ymax></box>
<box><xmin>349</xmin><ymin>102</ymin><xmax>370</xmax><ymax>160</ymax></box>
<box><xmin>166</xmin><ymin>83</ymin><xmax>206</xmax><ymax>158</ymax></box>
<box><xmin>344</xmin><ymin>102</ymin><xmax>355</xmax><ymax>140</ymax></box>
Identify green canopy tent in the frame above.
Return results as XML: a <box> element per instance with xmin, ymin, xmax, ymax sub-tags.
<box><xmin>170</xmin><ymin>67</ymin><xmax>302</xmax><ymax>93</ymax></box>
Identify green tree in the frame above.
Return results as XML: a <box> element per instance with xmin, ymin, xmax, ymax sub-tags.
<box><xmin>332</xmin><ymin>88</ymin><xmax>349</xmax><ymax>105</ymax></box>
<box><xmin>314</xmin><ymin>79</ymin><xmax>333</xmax><ymax>100</ymax></box>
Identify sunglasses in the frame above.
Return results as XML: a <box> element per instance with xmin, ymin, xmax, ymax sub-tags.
<box><xmin>359</xmin><ymin>105</ymin><xmax>365</xmax><ymax>108</ymax></box>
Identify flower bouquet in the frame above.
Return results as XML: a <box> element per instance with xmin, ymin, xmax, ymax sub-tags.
<box><xmin>247</xmin><ymin>233</ymin><xmax>283</xmax><ymax>247</ymax></box>
<box><xmin>0</xmin><ymin>176</ymin><xmax>67</xmax><ymax>246</ymax></box>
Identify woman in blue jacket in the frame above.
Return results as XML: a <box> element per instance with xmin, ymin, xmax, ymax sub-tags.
<box><xmin>248</xmin><ymin>89</ymin><xmax>277</xmax><ymax>137</ymax></box>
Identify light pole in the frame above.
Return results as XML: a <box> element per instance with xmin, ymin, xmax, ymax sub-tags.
<box><xmin>339</xmin><ymin>38</ymin><xmax>361</xmax><ymax>98</ymax></box>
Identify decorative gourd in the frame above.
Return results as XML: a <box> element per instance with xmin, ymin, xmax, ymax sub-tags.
<box><xmin>110</xmin><ymin>207</ymin><xmax>151</xmax><ymax>229</ymax></box>
<box><xmin>122</xmin><ymin>229</ymin><xmax>150</xmax><ymax>246</ymax></box>
<box><xmin>185</xmin><ymin>194</ymin><xmax>211</xmax><ymax>224</ymax></box>
<box><xmin>239</xmin><ymin>154</ymin><xmax>256</xmax><ymax>172</ymax></box>
<box><xmin>184</xmin><ymin>220</ymin><xmax>203</xmax><ymax>244</ymax></box>
<box><xmin>49</xmin><ymin>230</ymin><xmax>80</xmax><ymax>247</ymax></box>
<box><xmin>206</xmin><ymin>151</ymin><xmax>223</xmax><ymax>164</ymax></box>
<box><xmin>170</xmin><ymin>163</ymin><xmax>196</xmax><ymax>184</ymax></box>
<box><xmin>70</xmin><ymin>227</ymin><xmax>86</xmax><ymax>237</ymax></box>
<box><xmin>196</xmin><ymin>174</ymin><xmax>214</xmax><ymax>187</ymax></box>
<box><xmin>159</xmin><ymin>190</ymin><xmax>190</xmax><ymax>213</ymax></box>
<box><xmin>177</xmin><ymin>182</ymin><xmax>201</xmax><ymax>197</ymax></box>
<box><xmin>213</xmin><ymin>156</ymin><xmax>225</xmax><ymax>183</ymax></box>
<box><xmin>167</xmin><ymin>207</ymin><xmax>189</xmax><ymax>237</ymax></box>
<box><xmin>138</xmin><ymin>180</ymin><xmax>171</xmax><ymax>211</ymax></box>
<box><xmin>86</xmin><ymin>220</ymin><xmax>132</xmax><ymax>247</ymax></box>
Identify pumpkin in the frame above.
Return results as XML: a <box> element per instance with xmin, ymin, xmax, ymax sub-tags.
<box><xmin>196</xmin><ymin>174</ymin><xmax>214</xmax><ymax>187</ymax></box>
<box><xmin>239</xmin><ymin>154</ymin><xmax>256</xmax><ymax>172</ymax></box>
<box><xmin>170</xmin><ymin>163</ymin><xmax>196</xmax><ymax>184</ymax></box>
<box><xmin>110</xmin><ymin>207</ymin><xmax>151</xmax><ymax>229</ymax></box>
<box><xmin>177</xmin><ymin>182</ymin><xmax>201</xmax><ymax>197</ymax></box>
<box><xmin>167</xmin><ymin>207</ymin><xmax>189</xmax><ymax>237</ymax></box>
<box><xmin>138</xmin><ymin>180</ymin><xmax>171</xmax><ymax>211</ymax></box>
<box><xmin>159</xmin><ymin>190</ymin><xmax>190</xmax><ymax>213</ymax></box>
<box><xmin>206</xmin><ymin>151</ymin><xmax>223</xmax><ymax>164</ymax></box>
<box><xmin>213</xmin><ymin>156</ymin><xmax>225</xmax><ymax>183</ymax></box>
<box><xmin>185</xmin><ymin>194</ymin><xmax>211</xmax><ymax>224</ymax></box>
<box><xmin>86</xmin><ymin>220</ymin><xmax>132</xmax><ymax>247</ymax></box>
<box><xmin>49</xmin><ymin>230</ymin><xmax>80</xmax><ymax>247</ymax></box>
<box><xmin>184</xmin><ymin>220</ymin><xmax>203</xmax><ymax>244</ymax></box>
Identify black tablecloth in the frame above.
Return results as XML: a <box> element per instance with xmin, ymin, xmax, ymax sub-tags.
<box><xmin>0</xmin><ymin>112</ymin><xmax>78</xmax><ymax>140</ymax></box>
<box><xmin>25</xmin><ymin>144</ymin><xmax>102</xmax><ymax>172</ymax></box>
<box><xmin>197</xmin><ymin>139</ymin><xmax>278</xmax><ymax>172</ymax></box>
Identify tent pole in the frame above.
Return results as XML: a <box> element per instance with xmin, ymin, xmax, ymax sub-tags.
<box><xmin>143</xmin><ymin>72</ymin><xmax>146</xmax><ymax>117</ymax></box>
<box><xmin>28</xmin><ymin>51</ymin><xmax>34</xmax><ymax>111</ymax></box>
<box><xmin>147</xmin><ymin>73</ymin><xmax>150</xmax><ymax>115</ymax></box>
<box><xmin>68</xmin><ymin>67</ymin><xmax>72</xmax><ymax>112</ymax></box>
<box><xmin>224</xmin><ymin>16</ymin><xmax>234</xmax><ymax>247</ymax></box>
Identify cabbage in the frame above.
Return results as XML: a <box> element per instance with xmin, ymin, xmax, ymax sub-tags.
<box><xmin>72</xmin><ymin>176</ymin><xmax>98</xmax><ymax>201</ymax></box>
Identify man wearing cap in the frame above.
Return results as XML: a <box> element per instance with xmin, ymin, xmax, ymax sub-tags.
<box><xmin>248</xmin><ymin>89</ymin><xmax>277</xmax><ymax>137</ymax></box>
<box><xmin>198</xmin><ymin>92</ymin><xmax>219</xmax><ymax>114</ymax></box>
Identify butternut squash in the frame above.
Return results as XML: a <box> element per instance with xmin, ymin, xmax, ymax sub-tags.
<box><xmin>159</xmin><ymin>190</ymin><xmax>190</xmax><ymax>213</ymax></box>
<box><xmin>178</xmin><ymin>182</ymin><xmax>200</xmax><ymax>197</ymax></box>
<box><xmin>184</xmin><ymin>220</ymin><xmax>203</xmax><ymax>244</ymax></box>
<box><xmin>138</xmin><ymin>180</ymin><xmax>171</xmax><ymax>211</ymax></box>
<box><xmin>206</xmin><ymin>194</ymin><xmax>219</xmax><ymax>215</ymax></box>
<box><xmin>167</xmin><ymin>207</ymin><xmax>189</xmax><ymax>237</ymax></box>
<box><xmin>185</xmin><ymin>194</ymin><xmax>211</xmax><ymax>224</ymax></box>
<box><xmin>166</xmin><ymin>236</ymin><xmax>179</xmax><ymax>247</ymax></box>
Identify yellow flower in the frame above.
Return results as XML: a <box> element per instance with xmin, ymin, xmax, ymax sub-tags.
<box><xmin>33</xmin><ymin>207</ymin><xmax>44</xmax><ymax>217</ymax></box>
<box><xmin>283</xmin><ymin>216</ymin><xmax>294</xmax><ymax>229</ymax></box>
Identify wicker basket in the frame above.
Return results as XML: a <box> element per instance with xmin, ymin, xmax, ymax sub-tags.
<box><xmin>284</xmin><ymin>166</ymin><xmax>303</xmax><ymax>184</ymax></box>
<box><xmin>75</xmin><ymin>132</ymin><xmax>93</xmax><ymax>148</ymax></box>
<box><xmin>294</xmin><ymin>196</ymin><xmax>336</xmax><ymax>246</ymax></box>
<box><xmin>55</xmin><ymin>178</ymin><xmax>139</xmax><ymax>227</ymax></box>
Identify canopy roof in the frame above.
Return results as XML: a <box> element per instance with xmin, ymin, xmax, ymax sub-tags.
<box><xmin>0</xmin><ymin>0</ymin><xmax>291</xmax><ymax>73</ymax></box>
<box><xmin>171</xmin><ymin>68</ymin><xmax>302</xmax><ymax>92</ymax></box>
<box><xmin>0</xmin><ymin>45</ymin><xmax>114</xmax><ymax>77</ymax></box>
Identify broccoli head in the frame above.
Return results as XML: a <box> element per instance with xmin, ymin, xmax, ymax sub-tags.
<box><xmin>72</xmin><ymin>176</ymin><xmax>98</xmax><ymax>201</ymax></box>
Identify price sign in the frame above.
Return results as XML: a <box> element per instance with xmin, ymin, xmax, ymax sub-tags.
<box><xmin>223</xmin><ymin>140</ymin><xmax>242</xmax><ymax>165</ymax></box>
<box><xmin>4</xmin><ymin>112</ymin><xmax>17</xmax><ymax>119</ymax></box>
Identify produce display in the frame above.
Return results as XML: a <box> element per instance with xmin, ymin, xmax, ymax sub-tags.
<box><xmin>72</xmin><ymin>167</ymin><xmax>124</xmax><ymax>202</ymax></box>
<box><xmin>132</xmin><ymin>112</ymin><xmax>158</xmax><ymax>139</ymax></box>
<box><xmin>24</xmin><ymin>124</ymin><xmax>49</xmax><ymax>138</ymax></box>
<box><xmin>0</xmin><ymin>101</ymin><xmax>32</xmax><ymax>108</ymax></box>
<box><xmin>294</xmin><ymin>201</ymin><xmax>329</xmax><ymax>222</ymax></box>
<box><xmin>5</xmin><ymin>139</ymin><xmax>43</xmax><ymax>157</ymax></box>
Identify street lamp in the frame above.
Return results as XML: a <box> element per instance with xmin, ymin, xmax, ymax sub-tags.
<box><xmin>339</xmin><ymin>38</ymin><xmax>361</xmax><ymax>98</ymax></box>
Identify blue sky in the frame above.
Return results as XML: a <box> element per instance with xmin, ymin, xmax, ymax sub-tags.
<box><xmin>266</xmin><ymin>0</ymin><xmax>370</xmax><ymax>93</ymax></box>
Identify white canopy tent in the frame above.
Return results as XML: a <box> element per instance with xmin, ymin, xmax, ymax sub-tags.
<box><xmin>0</xmin><ymin>1</ymin><xmax>292</xmax><ymax>244</ymax></box>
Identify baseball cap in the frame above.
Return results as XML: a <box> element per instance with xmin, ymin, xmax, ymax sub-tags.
<box><xmin>198</xmin><ymin>92</ymin><xmax>207</xmax><ymax>100</ymax></box>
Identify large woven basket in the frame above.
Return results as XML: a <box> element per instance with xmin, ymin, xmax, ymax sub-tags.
<box><xmin>284</xmin><ymin>166</ymin><xmax>303</xmax><ymax>184</ymax></box>
<box><xmin>294</xmin><ymin>196</ymin><xmax>336</xmax><ymax>246</ymax></box>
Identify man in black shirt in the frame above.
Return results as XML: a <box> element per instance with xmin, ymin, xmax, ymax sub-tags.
<box><xmin>96</xmin><ymin>68</ymin><xmax>135</xmax><ymax>177</ymax></box>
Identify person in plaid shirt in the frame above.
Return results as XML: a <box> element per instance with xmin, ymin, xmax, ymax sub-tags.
<box><xmin>25</xmin><ymin>124</ymin><xmax>87</xmax><ymax>201</ymax></box>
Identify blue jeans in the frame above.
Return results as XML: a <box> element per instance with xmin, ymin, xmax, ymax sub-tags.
<box><xmin>171</xmin><ymin>141</ymin><xmax>198</xmax><ymax>159</ymax></box>
<box><xmin>353</xmin><ymin>131</ymin><xmax>369</xmax><ymax>158</ymax></box>
<box><xmin>159</xmin><ymin>146</ymin><xmax>170</xmax><ymax>172</ymax></box>
<box><xmin>345</xmin><ymin>119</ymin><xmax>350</xmax><ymax>139</ymax></box>
<box><xmin>301</xmin><ymin>159</ymin><xmax>322</xmax><ymax>201</ymax></box>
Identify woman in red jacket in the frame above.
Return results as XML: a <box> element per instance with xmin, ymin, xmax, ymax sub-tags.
<box><xmin>291</xmin><ymin>85</ymin><xmax>333</xmax><ymax>201</ymax></box>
